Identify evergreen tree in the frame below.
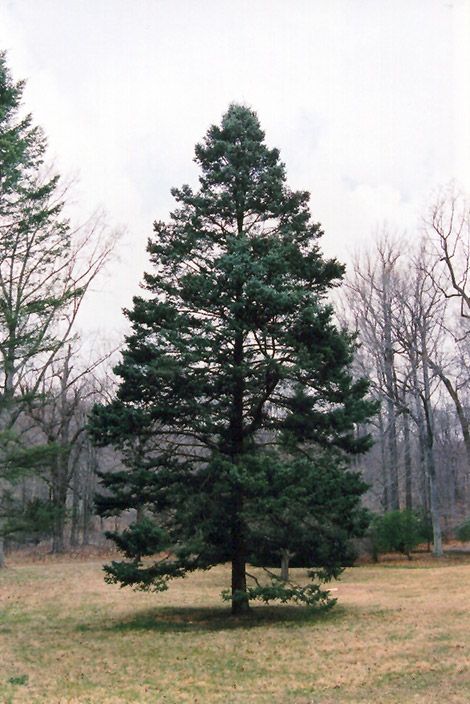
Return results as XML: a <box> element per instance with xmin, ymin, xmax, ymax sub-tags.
<box><xmin>0</xmin><ymin>50</ymin><xmax>69</xmax><ymax>561</ymax></box>
<box><xmin>0</xmin><ymin>51</ymin><xmax>77</xmax><ymax>412</ymax></box>
<box><xmin>90</xmin><ymin>105</ymin><xmax>375</xmax><ymax>613</ymax></box>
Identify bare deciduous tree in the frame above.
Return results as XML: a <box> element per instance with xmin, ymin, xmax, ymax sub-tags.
<box><xmin>426</xmin><ymin>187</ymin><xmax>470</xmax><ymax>321</ymax></box>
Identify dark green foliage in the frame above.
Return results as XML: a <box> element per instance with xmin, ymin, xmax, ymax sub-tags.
<box><xmin>370</xmin><ymin>510</ymin><xmax>427</xmax><ymax>559</ymax></box>
<box><xmin>0</xmin><ymin>435</ymin><xmax>61</xmax><ymax>484</ymax></box>
<box><xmin>414</xmin><ymin>508</ymin><xmax>433</xmax><ymax>546</ymax></box>
<box><xmin>222</xmin><ymin>568</ymin><xmax>337</xmax><ymax>610</ymax></box>
<box><xmin>8</xmin><ymin>675</ymin><xmax>29</xmax><ymax>686</ymax></box>
<box><xmin>456</xmin><ymin>518</ymin><xmax>470</xmax><ymax>542</ymax></box>
<box><xmin>1</xmin><ymin>496</ymin><xmax>60</xmax><ymax>543</ymax></box>
<box><xmin>90</xmin><ymin>104</ymin><xmax>375</xmax><ymax>613</ymax></box>
<box><xmin>0</xmin><ymin>425</ymin><xmax>62</xmax><ymax>546</ymax></box>
<box><xmin>247</xmin><ymin>453</ymin><xmax>368</xmax><ymax>569</ymax></box>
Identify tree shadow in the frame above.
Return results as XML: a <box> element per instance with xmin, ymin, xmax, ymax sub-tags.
<box><xmin>76</xmin><ymin>603</ymin><xmax>346</xmax><ymax>635</ymax></box>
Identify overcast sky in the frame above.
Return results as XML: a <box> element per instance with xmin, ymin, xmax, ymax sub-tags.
<box><xmin>1</xmin><ymin>0</ymin><xmax>469</xmax><ymax>339</ymax></box>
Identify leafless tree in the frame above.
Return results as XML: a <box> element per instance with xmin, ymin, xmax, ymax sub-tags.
<box><xmin>393</xmin><ymin>245</ymin><xmax>447</xmax><ymax>555</ymax></box>
<box><xmin>426</xmin><ymin>187</ymin><xmax>470</xmax><ymax>321</ymax></box>
<box><xmin>345</xmin><ymin>233</ymin><xmax>404</xmax><ymax>511</ymax></box>
<box><xmin>23</xmin><ymin>343</ymin><xmax>116</xmax><ymax>552</ymax></box>
<box><xmin>344</xmin><ymin>233</ymin><xmax>460</xmax><ymax>555</ymax></box>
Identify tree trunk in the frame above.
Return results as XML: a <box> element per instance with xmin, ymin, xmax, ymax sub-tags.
<box><xmin>386</xmin><ymin>399</ymin><xmax>400</xmax><ymax>510</ymax></box>
<box><xmin>82</xmin><ymin>443</ymin><xmax>97</xmax><ymax>545</ymax></box>
<box><xmin>382</xmin><ymin>291</ymin><xmax>399</xmax><ymax>510</ymax></box>
<box><xmin>229</xmin><ymin>315</ymin><xmax>249</xmax><ymax>615</ymax></box>
<box><xmin>421</xmin><ymin>332</ymin><xmax>443</xmax><ymax>557</ymax></box>
<box><xmin>51</xmin><ymin>464</ymin><xmax>69</xmax><ymax>553</ymax></box>
<box><xmin>231</xmin><ymin>514</ymin><xmax>249</xmax><ymax>615</ymax></box>
<box><xmin>1</xmin><ymin>359</ymin><xmax>15</xmax><ymax>568</ymax></box>
<box><xmin>51</xmin><ymin>350</ymin><xmax>72</xmax><ymax>554</ymax></box>
<box><xmin>403</xmin><ymin>409</ymin><xmax>413</xmax><ymax>510</ymax></box>
<box><xmin>410</xmin><ymin>358</ymin><xmax>428</xmax><ymax>512</ymax></box>
<box><xmin>82</xmin><ymin>502</ymin><xmax>92</xmax><ymax>546</ymax></box>
<box><xmin>428</xmin><ymin>469</ymin><xmax>443</xmax><ymax>557</ymax></box>
<box><xmin>378</xmin><ymin>402</ymin><xmax>389</xmax><ymax>510</ymax></box>
<box><xmin>70</xmin><ymin>465</ymin><xmax>81</xmax><ymax>547</ymax></box>
<box><xmin>280</xmin><ymin>549</ymin><xmax>290</xmax><ymax>581</ymax></box>
<box><xmin>52</xmin><ymin>496</ymin><xmax>67</xmax><ymax>553</ymax></box>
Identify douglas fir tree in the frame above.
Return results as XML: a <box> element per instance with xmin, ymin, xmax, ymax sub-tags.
<box><xmin>90</xmin><ymin>105</ymin><xmax>375</xmax><ymax>614</ymax></box>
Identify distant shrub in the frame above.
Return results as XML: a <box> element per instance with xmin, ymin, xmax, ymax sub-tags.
<box><xmin>456</xmin><ymin>518</ymin><xmax>470</xmax><ymax>542</ymax></box>
<box><xmin>414</xmin><ymin>509</ymin><xmax>433</xmax><ymax>545</ymax></box>
<box><xmin>2</xmin><ymin>497</ymin><xmax>59</xmax><ymax>544</ymax></box>
<box><xmin>370</xmin><ymin>510</ymin><xmax>427</xmax><ymax>560</ymax></box>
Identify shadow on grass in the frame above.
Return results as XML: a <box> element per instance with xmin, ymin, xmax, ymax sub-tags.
<box><xmin>76</xmin><ymin>603</ymin><xmax>346</xmax><ymax>635</ymax></box>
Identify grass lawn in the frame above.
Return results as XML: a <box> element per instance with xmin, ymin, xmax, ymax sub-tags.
<box><xmin>1</xmin><ymin>554</ymin><xmax>470</xmax><ymax>703</ymax></box>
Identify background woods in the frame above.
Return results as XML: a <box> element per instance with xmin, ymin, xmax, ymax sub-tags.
<box><xmin>344</xmin><ymin>201</ymin><xmax>470</xmax><ymax>554</ymax></box>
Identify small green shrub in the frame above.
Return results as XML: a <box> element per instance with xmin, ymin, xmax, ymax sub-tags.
<box><xmin>2</xmin><ymin>497</ymin><xmax>61</xmax><ymax>545</ymax></box>
<box><xmin>456</xmin><ymin>518</ymin><xmax>470</xmax><ymax>542</ymax></box>
<box><xmin>370</xmin><ymin>510</ymin><xmax>426</xmax><ymax>560</ymax></box>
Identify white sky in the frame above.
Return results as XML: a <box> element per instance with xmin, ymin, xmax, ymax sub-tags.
<box><xmin>1</xmin><ymin>0</ymin><xmax>469</xmax><ymax>340</ymax></box>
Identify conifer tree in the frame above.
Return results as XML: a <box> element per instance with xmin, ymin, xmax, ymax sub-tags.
<box><xmin>0</xmin><ymin>51</ymin><xmax>70</xmax><ymax>561</ymax></box>
<box><xmin>90</xmin><ymin>105</ymin><xmax>375</xmax><ymax>613</ymax></box>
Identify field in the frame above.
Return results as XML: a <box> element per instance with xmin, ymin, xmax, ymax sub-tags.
<box><xmin>1</xmin><ymin>554</ymin><xmax>470</xmax><ymax>703</ymax></box>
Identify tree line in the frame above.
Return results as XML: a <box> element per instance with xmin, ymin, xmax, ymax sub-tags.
<box><xmin>0</xmin><ymin>52</ymin><xmax>115</xmax><ymax>564</ymax></box>
<box><xmin>344</xmin><ymin>205</ymin><xmax>470</xmax><ymax>557</ymax></box>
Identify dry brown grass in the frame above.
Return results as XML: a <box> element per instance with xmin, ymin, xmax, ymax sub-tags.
<box><xmin>1</xmin><ymin>553</ymin><xmax>470</xmax><ymax>703</ymax></box>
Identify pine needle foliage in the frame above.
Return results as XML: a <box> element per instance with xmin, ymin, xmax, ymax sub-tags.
<box><xmin>90</xmin><ymin>105</ymin><xmax>375</xmax><ymax>614</ymax></box>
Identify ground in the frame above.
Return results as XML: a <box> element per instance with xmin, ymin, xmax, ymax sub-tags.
<box><xmin>1</xmin><ymin>553</ymin><xmax>470</xmax><ymax>703</ymax></box>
